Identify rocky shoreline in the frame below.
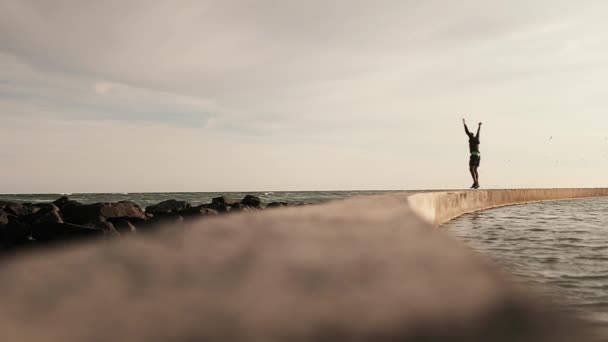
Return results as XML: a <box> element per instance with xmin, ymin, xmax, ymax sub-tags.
<box><xmin>0</xmin><ymin>195</ymin><xmax>298</xmax><ymax>253</ymax></box>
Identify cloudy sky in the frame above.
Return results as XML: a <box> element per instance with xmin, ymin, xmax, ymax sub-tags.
<box><xmin>1</xmin><ymin>0</ymin><xmax>607</xmax><ymax>193</ymax></box>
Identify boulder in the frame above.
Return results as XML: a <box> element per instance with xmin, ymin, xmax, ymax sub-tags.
<box><xmin>24</xmin><ymin>203</ymin><xmax>42</xmax><ymax>214</ymax></box>
<box><xmin>229</xmin><ymin>203</ymin><xmax>255</xmax><ymax>212</ymax></box>
<box><xmin>0</xmin><ymin>210</ymin><xmax>10</xmax><ymax>226</ymax></box>
<box><xmin>0</xmin><ymin>221</ymin><xmax>32</xmax><ymax>249</ymax></box>
<box><xmin>100</xmin><ymin>201</ymin><xmax>146</xmax><ymax>220</ymax></box>
<box><xmin>267</xmin><ymin>202</ymin><xmax>288</xmax><ymax>208</ymax></box>
<box><xmin>34</xmin><ymin>210</ymin><xmax>64</xmax><ymax>225</ymax></box>
<box><xmin>179</xmin><ymin>206</ymin><xmax>219</xmax><ymax>219</ymax></box>
<box><xmin>1</xmin><ymin>202</ymin><xmax>36</xmax><ymax>217</ymax></box>
<box><xmin>155</xmin><ymin>213</ymin><xmax>184</xmax><ymax>225</ymax></box>
<box><xmin>138</xmin><ymin>214</ymin><xmax>184</xmax><ymax>232</ymax></box>
<box><xmin>52</xmin><ymin>196</ymin><xmax>71</xmax><ymax>208</ymax></box>
<box><xmin>32</xmin><ymin>203</ymin><xmax>58</xmax><ymax>211</ymax></box>
<box><xmin>23</xmin><ymin>204</ymin><xmax>64</xmax><ymax>225</ymax></box>
<box><xmin>106</xmin><ymin>216</ymin><xmax>147</xmax><ymax>225</ymax></box>
<box><xmin>96</xmin><ymin>221</ymin><xmax>120</xmax><ymax>238</ymax></box>
<box><xmin>146</xmin><ymin>200</ymin><xmax>191</xmax><ymax>216</ymax></box>
<box><xmin>203</xmin><ymin>202</ymin><xmax>230</xmax><ymax>213</ymax></box>
<box><xmin>110</xmin><ymin>219</ymin><xmax>137</xmax><ymax>234</ymax></box>
<box><xmin>63</xmin><ymin>202</ymin><xmax>146</xmax><ymax>225</ymax></box>
<box><xmin>59</xmin><ymin>199</ymin><xmax>83</xmax><ymax>210</ymax></box>
<box><xmin>212</xmin><ymin>196</ymin><xmax>241</xmax><ymax>206</ymax></box>
<box><xmin>241</xmin><ymin>195</ymin><xmax>262</xmax><ymax>208</ymax></box>
<box><xmin>31</xmin><ymin>223</ymin><xmax>104</xmax><ymax>242</ymax></box>
<box><xmin>52</xmin><ymin>197</ymin><xmax>84</xmax><ymax>212</ymax></box>
<box><xmin>57</xmin><ymin>203</ymin><xmax>100</xmax><ymax>224</ymax></box>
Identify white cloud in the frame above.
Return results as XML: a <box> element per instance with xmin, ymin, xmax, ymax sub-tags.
<box><xmin>93</xmin><ymin>82</ymin><xmax>112</xmax><ymax>95</ymax></box>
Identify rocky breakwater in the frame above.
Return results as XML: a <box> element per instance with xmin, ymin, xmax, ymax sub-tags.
<box><xmin>0</xmin><ymin>195</ymin><xmax>295</xmax><ymax>253</ymax></box>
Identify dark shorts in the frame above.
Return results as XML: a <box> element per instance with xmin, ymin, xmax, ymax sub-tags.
<box><xmin>469</xmin><ymin>155</ymin><xmax>481</xmax><ymax>167</ymax></box>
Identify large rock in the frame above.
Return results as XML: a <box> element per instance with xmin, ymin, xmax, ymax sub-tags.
<box><xmin>31</xmin><ymin>223</ymin><xmax>105</xmax><ymax>242</ymax></box>
<box><xmin>106</xmin><ymin>216</ymin><xmax>147</xmax><ymax>225</ymax></box>
<box><xmin>63</xmin><ymin>202</ymin><xmax>146</xmax><ymax>225</ymax></box>
<box><xmin>52</xmin><ymin>196</ymin><xmax>71</xmax><ymax>208</ymax></box>
<box><xmin>155</xmin><ymin>214</ymin><xmax>184</xmax><ymax>226</ymax></box>
<box><xmin>241</xmin><ymin>195</ymin><xmax>262</xmax><ymax>208</ymax></box>
<box><xmin>52</xmin><ymin>197</ymin><xmax>84</xmax><ymax>212</ymax></box>
<box><xmin>0</xmin><ymin>221</ymin><xmax>32</xmax><ymax>249</ymax></box>
<box><xmin>100</xmin><ymin>201</ymin><xmax>146</xmax><ymax>220</ymax></box>
<box><xmin>61</xmin><ymin>203</ymin><xmax>103</xmax><ymax>225</ymax></box>
<box><xmin>23</xmin><ymin>204</ymin><xmax>64</xmax><ymax>225</ymax></box>
<box><xmin>229</xmin><ymin>203</ymin><xmax>255</xmax><ymax>212</ymax></box>
<box><xmin>110</xmin><ymin>219</ymin><xmax>137</xmax><ymax>234</ymax></box>
<box><xmin>3</xmin><ymin>201</ymin><xmax>114</xmax><ymax>249</ymax></box>
<box><xmin>212</xmin><ymin>196</ymin><xmax>240</xmax><ymax>206</ymax></box>
<box><xmin>137</xmin><ymin>214</ymin><xmax>184</xmax><ymax>232</ymax></box>
<box><xmin>203</xmin><ymin>202</ymin><xmax>230</xmax><ymax>213</ymax></box>
<box><xmin>0</xmin><ymin>210</ymin><xmax>10</xmax><ymax>226</ymax></box>
<box><xmin>0</xmin><ymin>201</ymin><xmax>36</xmax><ymax>217</ymax></box>
<box><xmin>179</xmin><ymin>206</ymin><xmax>219</xmax><ymax>219</ymax></box>
<box><xmin>146</xmin><ymin>200</ymin><xmax>191</xmax><ymax>216</ymax></box>
<box><xmin>267</xmin><ymin>202</ymin><xmax>288</xmax><ymax>208</ymax></box>
<box><xmin>96</xmin><ymin>222</ymin><xmax>120</xmax><ymax>238</ymax></box>
<box><xmin>58</xmin><ymin>199</ymin><xmax>83</xmax><ymax>210</ymax></box>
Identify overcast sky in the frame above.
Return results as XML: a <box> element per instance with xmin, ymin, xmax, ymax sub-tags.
<box><xmin>1</xmin><ymin>0</ymin><xmax>607</xmax><ymax>193</ymax></box>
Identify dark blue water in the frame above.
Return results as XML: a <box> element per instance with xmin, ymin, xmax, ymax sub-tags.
<box><xmin>446</xmin><ymin>197</ymin><xmax>608</xmax><ymax>325</ymax></box>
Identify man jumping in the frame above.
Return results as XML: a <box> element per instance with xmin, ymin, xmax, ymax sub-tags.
<box><xmin>463</xmin><ymin>118</ymin><xmax>482</xmax><ymax>189</ymax></box>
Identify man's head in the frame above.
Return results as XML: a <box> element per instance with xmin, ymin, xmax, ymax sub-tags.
<box><xmin>467</xmin><ymin>132</ymin><xmax>474</xmax><ymax>138</ymax></box>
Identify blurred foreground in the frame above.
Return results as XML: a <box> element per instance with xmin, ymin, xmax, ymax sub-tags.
<box><xmin>0</xmin><ymin>193</ymin><xmax>595</xmax><ymax>341</ymax></box>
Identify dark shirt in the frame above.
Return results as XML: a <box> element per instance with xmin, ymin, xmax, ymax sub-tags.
<box><xmin>469</xmin><ymin>136</ymin><xmax>480</xmax><ymax>153</ymax></box>
<box><xmin>464</xmin><ymin>124</ymin><xmax>480</xmax><ymax>153</ymax></box>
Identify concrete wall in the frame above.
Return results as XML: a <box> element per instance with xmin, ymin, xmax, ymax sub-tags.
<box><xmin>408</xmin><ymin>188</ymin><xmax>608</xmax><ymax>225</ymax></box>
<box><xmin>0</xmin><ymin>189</ymin><xmax>606</xmax><ymax>341</ymax></box>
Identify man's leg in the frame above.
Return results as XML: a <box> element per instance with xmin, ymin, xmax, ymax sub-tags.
<box><xmin>469</xmin><ymin>166</ymin><xmax>476</xmax><ymax>187</ymax></box>
<box><xmin>473</xmin><ymin>166</ymin><xmax>480</xmax><ymax>187</ymax></box>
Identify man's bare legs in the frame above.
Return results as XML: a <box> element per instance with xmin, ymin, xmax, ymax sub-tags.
<box><xmin>473</xmin><ymin>166</ymin><xmax>480</xmax><ymax>188</ymax></box>
<box><xmin>469</xmin><ymin>166</ymin><xmax>477</xmax><ymax>188</ymax></box>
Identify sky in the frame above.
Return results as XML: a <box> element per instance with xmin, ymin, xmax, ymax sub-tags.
<box><xmin>1</xmin><ymin>0</ymin><xmax>607</xmax><ymax>193</ymax></box>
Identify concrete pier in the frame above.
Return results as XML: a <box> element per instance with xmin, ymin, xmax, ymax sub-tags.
<box><xmin>408</xmin><ymin>188</ymin><xmax>608</xmax><ymax>225</ymax></box>
<box><xmin>1</xmin><ymin>189</ymin><xmax>607</xmax><ymax>341</ymax></box>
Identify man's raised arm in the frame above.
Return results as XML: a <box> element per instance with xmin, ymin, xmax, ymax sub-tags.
<box><xmin>463</xmin><ymin>118</ymin><xmax>471</xmax><ymax>136</ymax></box>
<box><xmin>476</xmin><ymin>122</ymin><xmax>482</xmax><ymax>139</ymax></box>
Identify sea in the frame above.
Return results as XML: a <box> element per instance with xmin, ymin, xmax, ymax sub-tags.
<box><xmin>446</xmin><ymin>197</ymin><xmax>608</xmax><ymax>328</ymax></box>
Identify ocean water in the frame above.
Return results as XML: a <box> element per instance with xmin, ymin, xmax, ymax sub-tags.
<box><xmin>0</xmin><ymin>190</ymin><xmax>410</xmax><ymax>208</ymax></box>
<box><xmin>446</xmin><ymin>197</ymin><xmax>608</xmax><ymax>326</ymax></box>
